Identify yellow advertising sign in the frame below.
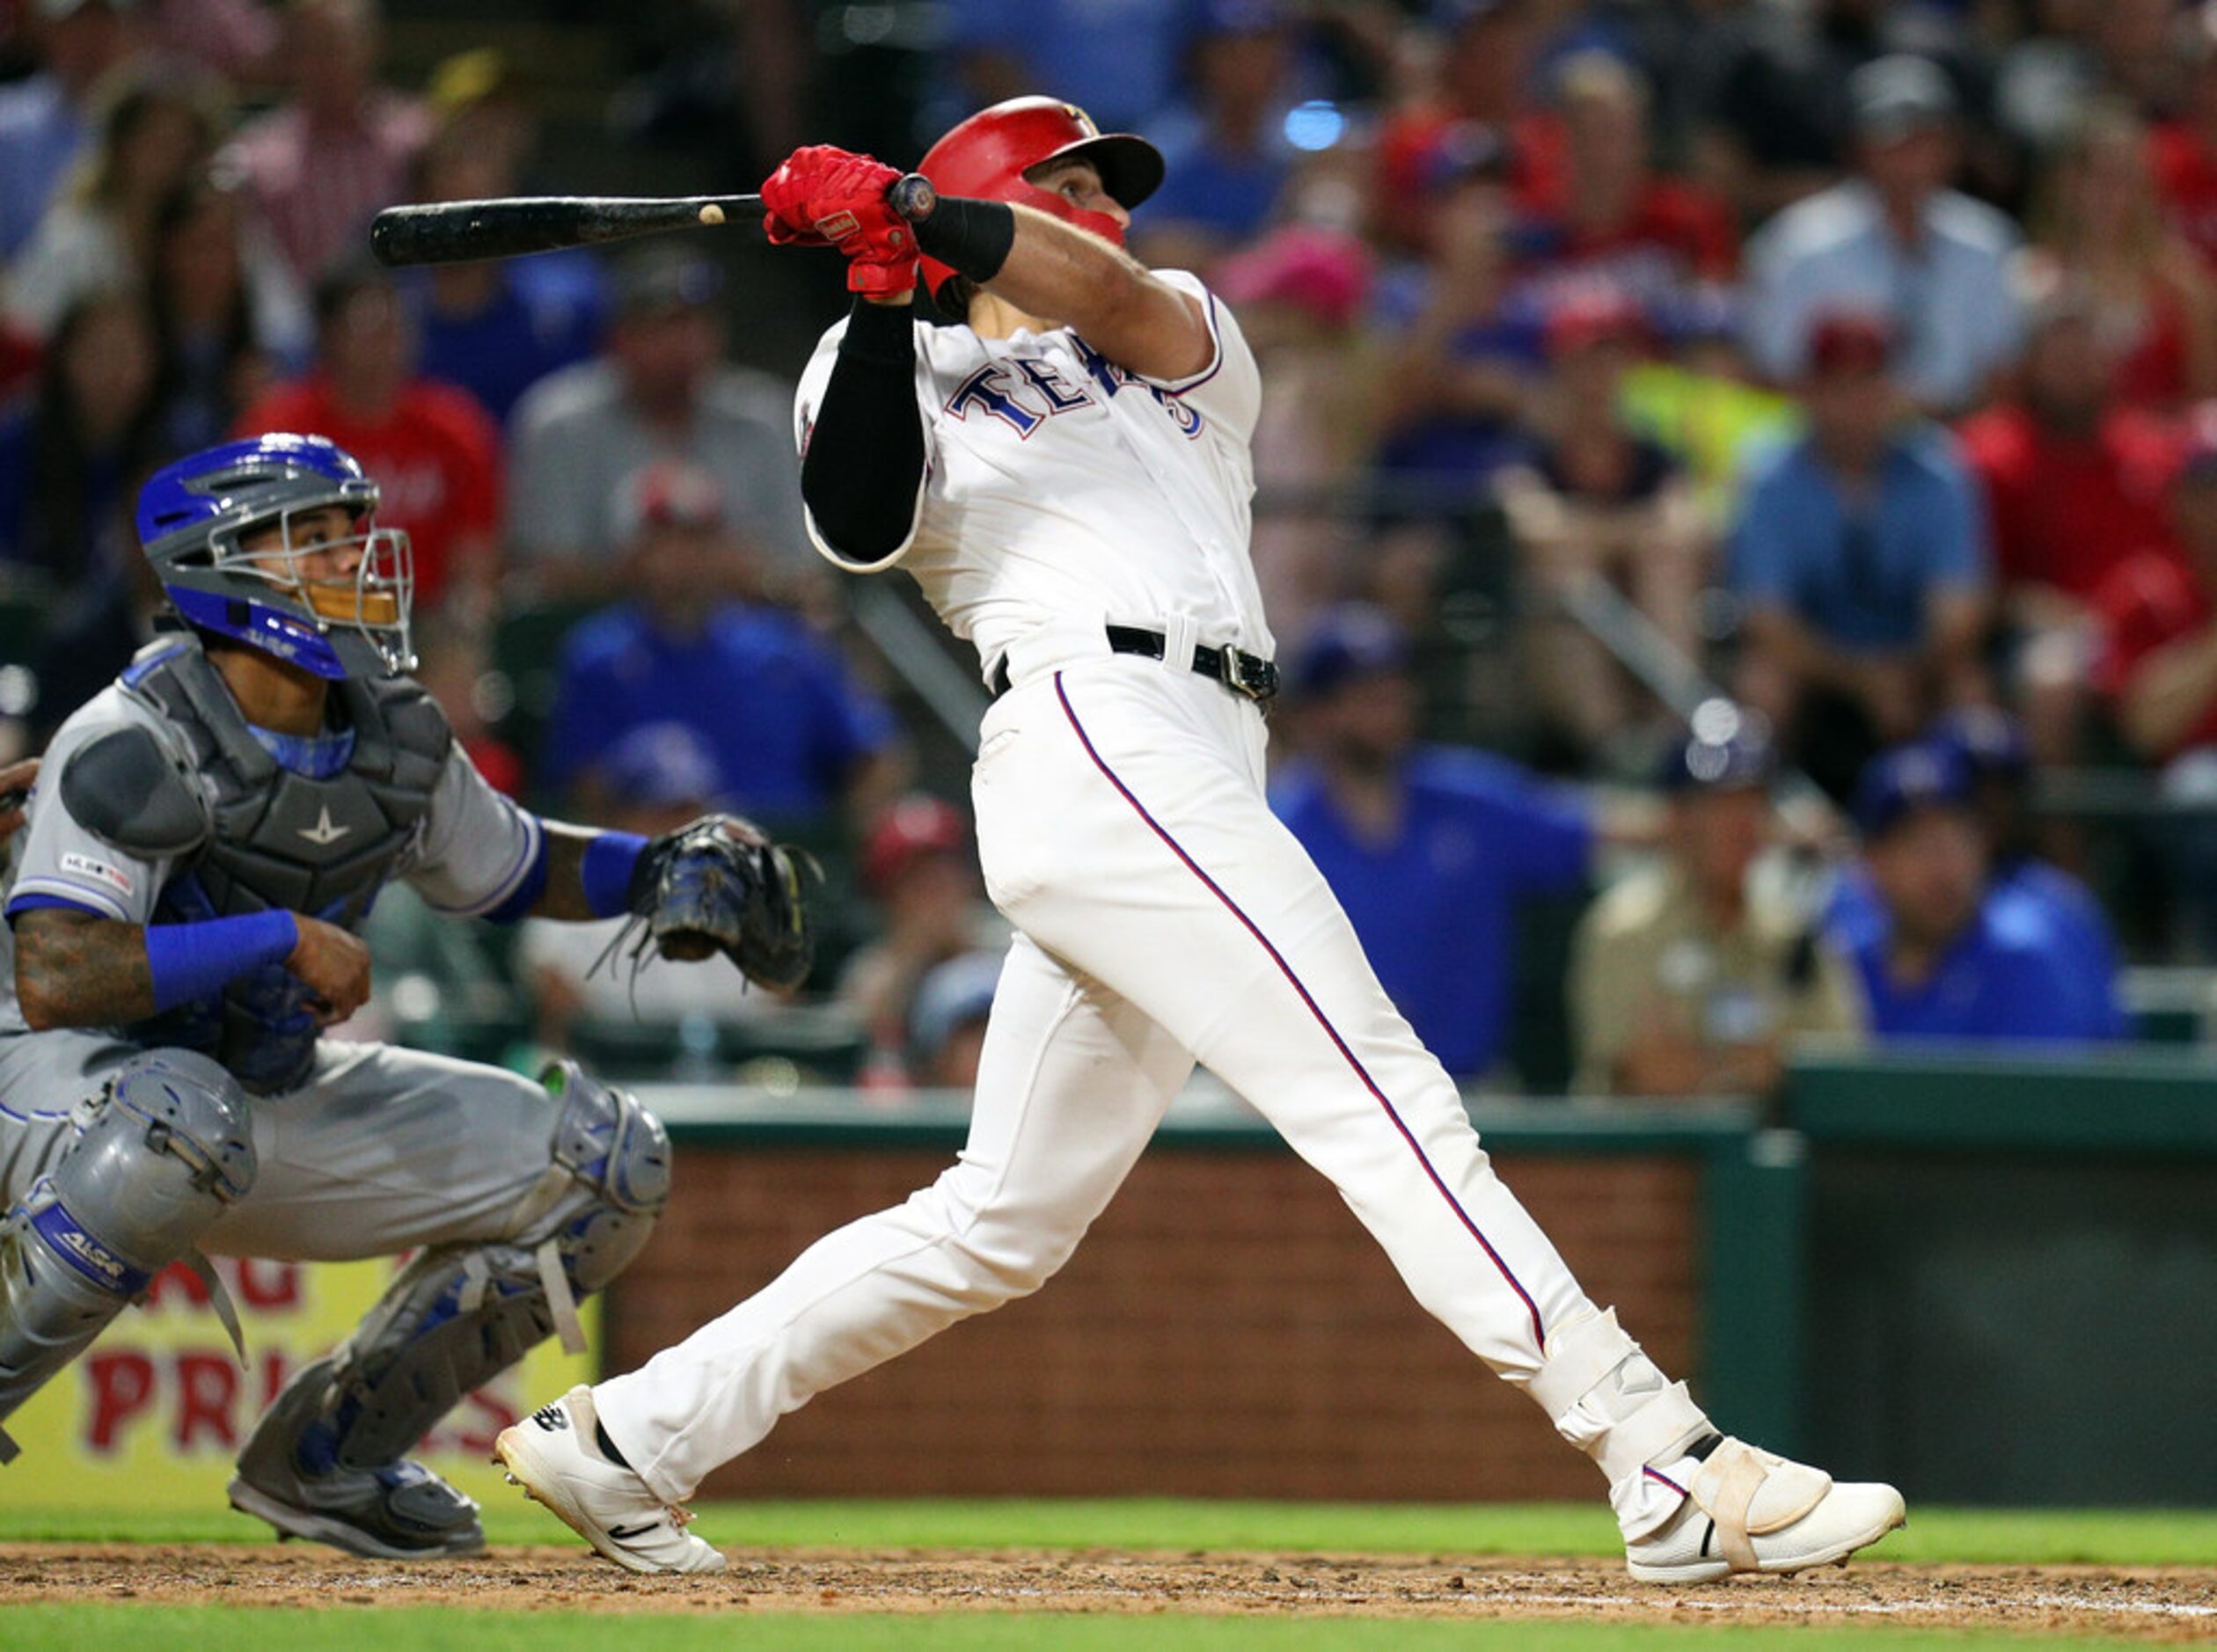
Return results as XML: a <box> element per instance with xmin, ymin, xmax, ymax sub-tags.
<box><xmin>4</xmin><ymin>1254</ymin><xmax>597</xmax><ymax>1513</ymax></box>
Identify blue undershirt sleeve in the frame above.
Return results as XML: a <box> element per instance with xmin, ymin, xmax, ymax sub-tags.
<box><xmin>143</xmin><ymin>910</ymin><xmax>300</xmax><ymax>1013</ymax></box>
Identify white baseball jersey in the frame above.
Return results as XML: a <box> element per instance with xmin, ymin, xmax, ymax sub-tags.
<box><xmin>794</xmin><ymin>270</ymin><xmax>1276</xmax><ymax>677</ymax></box>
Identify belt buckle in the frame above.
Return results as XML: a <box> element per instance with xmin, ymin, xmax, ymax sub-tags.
<box><xmin>1217</xmin><ymin>647</ymin><xmax>1279</xmax><ymax>704</ymax></box>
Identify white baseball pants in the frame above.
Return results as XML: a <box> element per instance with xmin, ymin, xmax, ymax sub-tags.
<box><xmin>595</xmin><ymin>654</ymin><xmax>1620</xmax><ymax>1502</ymax></box>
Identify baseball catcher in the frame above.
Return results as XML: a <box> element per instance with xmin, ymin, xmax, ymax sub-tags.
<box><xmin>0</xmin><ymin>433</ymin><xmax>809</xmax><ymax>1559</ymax></box>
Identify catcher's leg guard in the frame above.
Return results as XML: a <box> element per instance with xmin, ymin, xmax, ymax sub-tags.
<box><xmin>231</xmin><ymin>1063</ymin><xmax>668</xmax><ymax>1554</ymax></box>
<box><xmin>0</xmin><ymin>1051</ymin><xmax>256</xmax><ymax>1464</ymax></box>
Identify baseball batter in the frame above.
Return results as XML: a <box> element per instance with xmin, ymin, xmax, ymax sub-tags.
<box><xmin>0</xmin><ymin>435</ymin><xmax>810</xmax><ymax>1559</ymax></box>
<box><xmin>499</xmin><ymin>99</ymin><xmax>1906</xmax><ymax>1582</ymax></box>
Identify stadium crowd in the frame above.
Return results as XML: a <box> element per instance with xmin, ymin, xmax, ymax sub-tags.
<box><xmin>2</xmin><ymin>0</ymin><xmax>2211</xmax><ymax>1100</ymax></box>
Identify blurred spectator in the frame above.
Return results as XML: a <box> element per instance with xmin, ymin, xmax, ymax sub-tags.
<box><xmin>1696</xmin><ymin>0</ymin><xmax>1861</xmax><ymax>219</ymax></box>
<box><xmin>1374</xmin><ymin>0</ymin><xmax>1566</xmax><ymax>255</ymax></box>
<box><xmin>0</xmin><ymin>318</ymin><xmax>38</xmax><ymax>405</ymax></box>
<box><xmin>840</xmin><ymin>794</ymin><xmax>1007</xmax><ymax>1086</ymax></box>
<box><xmin>2096</xmin><ymin>412</ymin><xmax>2217</xmax><ymax>954</ymax></box>
<box><xmin>1270</xmin><ymin>604</ymin><xmax>1594</xmax><ymax>1080</ymax></box>
<box><xmin>216</xmin><ymin>0</ymin><xmax>428</xmax><ymax>287</ymax></box>
<box><xmin>1615</xmin><ymin>0</ymin><xmax>1749</xmax><ymax>179</ymax></box>
<box><xmin>1517</xmin><ymin>54</ymin><xmax>1738</xmax><ymax>334</ymax></box>
<box><xmin>146</xmin><ymin>172</ymin><xmax>295</xmax><ymax>457</ymax></box>
<box><xmin>0</xmin><ymin>286</ymin><xmax>158</xmax><ymax>586</ymax></box>
<box><xmin>905</xmin><ymin>950</ymin><xmax>1005</xmax><ymax>1091</ymax></box>
<box><xmin>1826</xmin><ymin>741</ymin><xmax>2117</xmax><ymax>1042</ymax></box>
<box><xmin>618</xmin><ymin>2</ymin><xmax>809</xmax><ymax>182</ymax></box>
<box><xmin>541</xmin><ymin>458</ymin><xmax>900</xmax><ymax>830</ymax></box>
<box><xmin>1130</xmin><ymin>0</ymin><xmax>1299</xmax><ymax>274</ymax></box>
<box><xmin>2023</xmin><ymin>104</ymin><xmax>2217</xmax><ymax>410</ymax></box>
<box><xmin>0</xmin><ymin>0</ymin><xmax>142</xmax><ymax>261</ymax></box>
<box><xmin>420</xmin><ymin>44</ymin><xmax>531</xmax><ymax>181</ymax></box>
<box><xmin>520</xmin><ymin>722</ymin><xmax>789</xmax><ymax>1053</ymax></box>
<box><xmin>234</xmin><ymin>259</ymin><xmax>503</xmax><ymax>614</ymax></box>
<box><xmin>1991</xmin><ymin>0</ymin><xmax>2104</xmax><ymax>166</ymax></box>
<box><xmin>950</xmin><ymin>0</ymin><xmax>1197</xmax><ymax>135</ymax></box>
<box><xmin>2095</xmin><ymin>0</ymin><xmax>2187</xmax><ymax>121</ymax></box>
<box><xmin>2150</xmin><ymin>8</ymin><xmax>2217</xmax><ymax>272</ymax></box>
<box><xmin>1572</xmin><ymin>707</ymin><xmax>1862</xmax><ymax>1098</ymax></box>
<box><xmin>1700</xmin><ymin>4</ymin><xmax>1994</xmax><ymax>223</ymax></box>
<box><xmin>150</xmin><ymin>0</ymin><xmax>276</xmax><ymax>84</ymax></box>
<box><xmin>1960</xmin><ymin>288</ymin><xmax>2181</xmax><ymax>610</ymax></box>
<box><xmin>26</xmin><ymin>505</ymin><xmax>164</xmax><ymax>742</ymax></box>
<box><xmin>1213</xmin><ymin>223</ymin><xmax>1383</xmax><ymax>643</ymax></box>
<box><xmin>1618</xmin><ymin>289</ymin><xmax>1796</xmax><ymax>523</ymax></box>
<box><xmin>1730</xmin><ymin>311</ymin><xmax>1993</xmax><ymax>802</ymax></box>
<box><xmin>411</xmin><ymin>610</ymin><xmax>523</xmax><ymax>798</ymax></box>
<box><xmin>1957</xmin><ymin>284</ymin><xmax>2182</xmax><ymax>764</ymax></box>
<box><xmin>1743</xmin><ymin>56</ymin><xmax>2023</xmax><ymax>416</ymax></box>
<box><xmin>1933</xmin><ymin>705</ymin><xmax>2126</xmax><ymax>1035</ymax></box>
<box><xmin>507</xmin><ymin>247</ymin><xmax>808</xmax><ymax>602</ymax></box>
<box><xmin>6</xmin><ymin>66</ymin><xmax>215</xmax><ymax>338</ymax></box>
<box><xmin>1371</xmin><ymin>149</ymin><xmax>1543</xmax><ymax>508</ymax></box>
<box><xmin>2096</xmin><ymin>401</ymin><xmax>2217</xmax><ymax>764</ymax></box>
<box><xmin>399</xmin><ymin>54</ymin><xmax>605</xmax><ymax>425</ymax></box>
<box><xmin>1824</xmin><ymin>710</ymin><xmax>2126</xmax><ymax>1025</ymax></box>
<box><xmin>1496</xmin><ymin>290</ymin><xmax>1708</xmax><ymax>767</ymax></box>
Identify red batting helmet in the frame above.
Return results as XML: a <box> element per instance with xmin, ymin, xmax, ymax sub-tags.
<box><xmin>917</xmin><ymin>96</ymin><xmax>1164</xmax><ymax>313</ymax></box>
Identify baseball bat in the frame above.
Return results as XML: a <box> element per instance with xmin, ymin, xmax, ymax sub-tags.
<box><xmin>369</xmin><ymin>175</ymin><xmax>939</xmax><ymax>267</ymax></box>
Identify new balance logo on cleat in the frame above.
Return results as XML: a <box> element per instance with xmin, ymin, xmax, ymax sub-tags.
<box><xmin>531</xmin><ymin>1404</ymin><xmax>571</xmax><ymax>1432</ymax></box>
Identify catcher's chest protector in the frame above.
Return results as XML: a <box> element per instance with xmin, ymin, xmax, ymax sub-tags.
<box><xmin>121</xmin><ymin>635</ymin><xmax>451</xmax><ymax>925</ymax></box>
<box><xmin>118</xmin><ymin>636</ymin><xmax>450</xmax><ymax>1090</ymax></box>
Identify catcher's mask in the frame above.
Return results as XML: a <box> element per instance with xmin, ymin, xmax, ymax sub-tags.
<box><xmin>135</xmin><ymin>433</ymin><xmax>415</xmax><ymax>680</ymax></box>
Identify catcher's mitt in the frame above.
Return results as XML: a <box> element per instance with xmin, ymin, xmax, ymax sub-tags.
<box><xmin>600</xmin><ymin>815</ymin><xmax>818</xmax><ymax>996</ymax></box>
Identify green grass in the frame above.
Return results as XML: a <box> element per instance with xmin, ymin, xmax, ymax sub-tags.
<box><xmin>4</xmin><ymin>1498</ymin><xmax>2216</xmax><ymax>1565</ymax></box>
<box><xmin>0</xmin><ymin>1610</ymin><xmax>2164</xmax><ymax>1652</ymax></box>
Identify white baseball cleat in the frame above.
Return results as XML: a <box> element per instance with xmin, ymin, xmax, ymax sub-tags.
<box><xmin>1624</xmin><ymin>1437</ymin><xmax>1905</xmax><ymax>1583</ymax></box>
<box><xmin>492</xmin><ymin>1385</ymin><xmax>727</xmax><ymax>1575</ymax></box>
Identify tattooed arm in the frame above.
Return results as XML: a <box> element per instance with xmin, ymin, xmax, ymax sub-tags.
<box><xmin>12</xmin><ymin>905</ymin><xmax>371</xmax><ymax>1031</ymax></box>
<box><xmin>528</xmin><ymin>823</ymin><xmax>603</xmax><ymax>923</ymax></box>
<box><xmin>12</xmin><ymin>907</ymin><xmax>155</xmax><ymax>1030</ymax></box>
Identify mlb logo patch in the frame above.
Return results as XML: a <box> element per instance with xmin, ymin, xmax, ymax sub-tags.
<box><xmin>60</xmin><ymin>852</ymin><xmax>133</xmax><ymax>897</ymax></box>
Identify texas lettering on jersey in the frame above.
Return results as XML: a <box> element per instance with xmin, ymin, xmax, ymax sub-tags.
<box><xmin>944</xmin><ymin>342</ymin><xmax>1205</xmax><ymax>442</ymax></box>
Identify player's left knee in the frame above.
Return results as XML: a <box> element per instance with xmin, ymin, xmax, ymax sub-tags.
<box><xmin>949</xmin><ymin>1200</ymin><xmax>1088</xmax><ymax>1300</ymax></box>
<box><xmin>524</xmin><ymin>1060</ymin><xmax>672</xmax><ymax>1292</ymax></box>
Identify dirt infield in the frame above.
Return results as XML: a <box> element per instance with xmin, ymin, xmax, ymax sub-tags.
<box><xmin>4</xmin><ymin>1544</ymin><xmax>2216</xmax><ymax>1639</ymax></box>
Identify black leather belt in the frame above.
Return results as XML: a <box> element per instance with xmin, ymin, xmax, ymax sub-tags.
<box><xmin>990</xmin><ymin>625</ymin><xmax>1279</xmax><ymax>705</ymax></box>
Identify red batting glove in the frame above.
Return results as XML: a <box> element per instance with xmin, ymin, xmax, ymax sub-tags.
<box><xmin>762</xmin><ymin>145</ymin><xmax>918</xmax><ymax>296</ymax></box>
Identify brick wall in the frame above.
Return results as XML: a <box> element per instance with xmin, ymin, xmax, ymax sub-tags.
<box><xmin>606</xmin><ymin>1144</ymin><xmax>1702</xmax><ymax>1502</ymax></box>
